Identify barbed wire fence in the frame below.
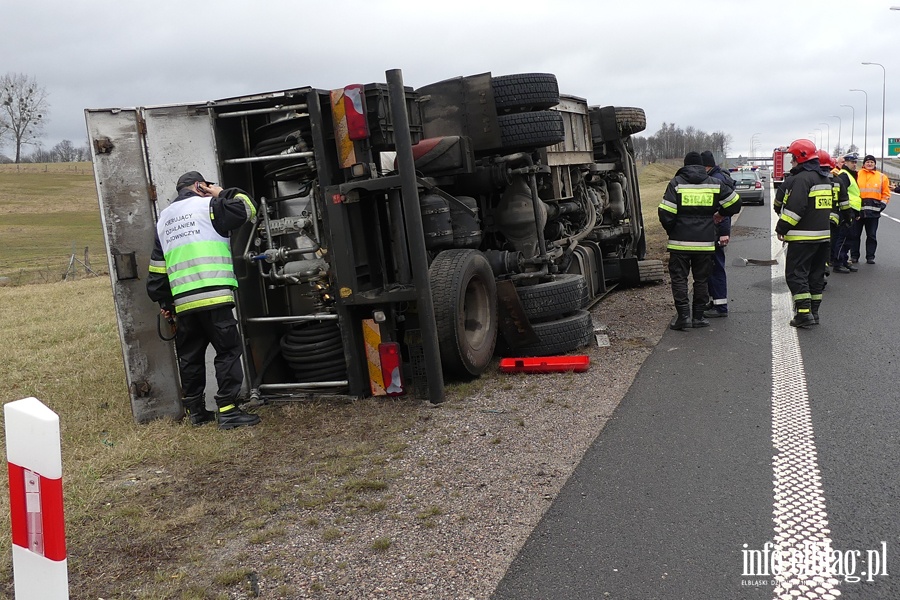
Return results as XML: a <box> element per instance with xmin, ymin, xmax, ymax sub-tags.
<box><xmin>0</xmin><ymin>242</ymin><xmax>107</xmax><ymax>287</ymax></box>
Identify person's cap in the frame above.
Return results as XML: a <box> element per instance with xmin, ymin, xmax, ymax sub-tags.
<box><xmin>842</xmin><ymin>152</ymin><xmax>859</xmax><ymax>162</ymax></box>
<box><xmin>175</xmin><ymin>171</ymin><xmax>213</xmax><ymax>191</ymax></box>
<box><xmin>864</xmin><ymin>154</ymin><xmax>877</xmax><ymax>163</ymax></box>
<box><xmin>700</xmin><ymin>150</ymin><xmax>716</xmax><ymax>167</ymax></box>
<box><xmin>684</xmin><ymin>151</ymin><xmax>703</xmax><ymax>166</ymax></box>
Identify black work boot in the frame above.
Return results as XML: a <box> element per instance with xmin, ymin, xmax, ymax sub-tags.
<box><xmin>810</xmin><ymin>300</ymin><xmax>821</xmax><ymax>325</ymax></box>
<box><xmin>216</xmin><ymin>405</ymin><xmax>261</xmax><ymax>430</ymax></box>
<box><xmin>691</xmin><ymin>305</ymin><xmax>709</xmax><ymax>328</ymax></box>
<box><xmin>669</xmin><ymin>305</ymin><xmax>691</xmax><ymax>331</ymax></box>
<box><xmin>790</xmin><ymin>312</ymin><xmax>816</xmax><ymax>328</ymax></box>
<box><xmin>183</xmin><ymin>395</ymin><xmax>215</xmax><ymax>427</ymax></box>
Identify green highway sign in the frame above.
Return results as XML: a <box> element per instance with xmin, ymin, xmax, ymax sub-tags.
<box><xmin>890</xmin><ymin>137</ymin><xmax>900</xmax><ymax>156</ymax></box>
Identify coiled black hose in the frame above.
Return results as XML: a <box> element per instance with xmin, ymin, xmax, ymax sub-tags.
<box><xmin>279</xmin><ymin>321</ymin><xmax>348</xmax><ymax>384</ymax></box>
<box><xmin>252</xmin><ymin>117</ymin><xmax>316</xmax><ymax>182</ymax></box>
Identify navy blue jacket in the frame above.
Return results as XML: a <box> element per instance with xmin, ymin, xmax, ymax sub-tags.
<box><xmin>707</xmin><ymin>166</ymin><xmax>736</xmax><ymax>237</ymax></box>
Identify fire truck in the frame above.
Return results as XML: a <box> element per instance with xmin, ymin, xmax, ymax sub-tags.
<box><xmin>85</xmin><ymin>69</ymin><xmax>661</xmax><ymax>423</ymax></box>
<box><xmin>772</xmin><ymin>146</ymin><xmax>791</xmax><ymax>188</ymax></box>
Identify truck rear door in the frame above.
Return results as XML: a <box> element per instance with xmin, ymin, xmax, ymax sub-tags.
<box><xmin>85</xmin><ymin>104</ymin><xmax>220</xmax><ymax>423</ymax></box>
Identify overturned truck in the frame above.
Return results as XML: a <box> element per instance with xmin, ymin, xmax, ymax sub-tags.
<box><xmin>86</xmin><ymin>68</ymin><xmax>660</xmax><ymax>422</ymax></box>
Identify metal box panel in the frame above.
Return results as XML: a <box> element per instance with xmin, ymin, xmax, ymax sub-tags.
<box><xmin>85</xmin><ymin>108</ymin><xmax>182</xmax><ymax>423</ymax></box>
<box><xmin>142</xmin><ymin>104</ymin><xmax>219</xmax><ymax>207</ymax></box>
<box><xmin>543</xmin><ymin>95</ymin><xmax>593</xmax><ymax>166</ymax></box>
<box><xmin>142</xmin><ymin>106</ymin><xmax>244</xmax><ymax>408</ymax></box>
<box><xmin>416</xmin><ymin>72</ymin><xmax>502</xmax><ymax>152</ymax></box>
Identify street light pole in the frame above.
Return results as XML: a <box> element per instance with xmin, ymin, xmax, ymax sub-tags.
<box><xmin>862</xmin><ymin>62</ymin><xmax>886</xmax><ymax>171</ymax></box>
<box><xmin>850</xmin><ymin>88</ymin><xmax>868</xmax><ymax>157</ymax></box>
<box><xmin>840</xmin><ymin>104</ymin><xmax>855</xmax><ymax>152</ymax></box>
<box><xmin>830</xmin><ymin>115</ymin><xmax>842</xmax><ymax>155</ymax></box>
<box><xmin>819</xmin><ymin>122</ymin><xmax>830</xmax><ymax>155</ymax></box>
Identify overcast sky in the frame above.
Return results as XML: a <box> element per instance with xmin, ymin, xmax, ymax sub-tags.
<box><xmin>3</xmin><ymin>0</ymin><xmax>900</xmax><ymax>160</ymax></box>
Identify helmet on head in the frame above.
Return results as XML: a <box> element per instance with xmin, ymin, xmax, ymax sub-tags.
<box><xmin>787</xmin><ymin>139</ymin><xmax>817</xmax><ymax>163</ymax></box>
<box><xmin>816</xmin><ymin>150</ymin><xmax>833</xmax><ymax>168</ymax></box>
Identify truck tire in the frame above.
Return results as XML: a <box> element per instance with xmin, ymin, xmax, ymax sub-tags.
<box><xmin>589</xmin><ymin>106</ymin><xmax>647</xmax><ymax>143</ymax></box>
<box><xmin>502</xmin><ymin>309</ymin><xmax>594</xmax><ymax>357</ymax></box>
<box><xmin>430</xmin><ymin>249</ymin><xmax>498</xmax><ymax>378</ymax></box>
<box><xmin>515</xmin><ymin>274</ymin><xmax>588</xmax><ymax>321</ymax></box>
<box><xmin>613</xmin><ymin>107</ymin><xmax>647</xmax><ymax>137</ymax></box>
<box><xmin>638</xmin><ymin>259</ymin><xmax>666</xmax><ymax>283</ymax></box>
<box><xmin>498</xmin><ymin>111</ymin><xmax>565</xmax><ymax>150</ymax></box>
<box><xmin>491</xmin><ymin>73</ymin><xmax>560</xmax><ymax>112</ymax></box>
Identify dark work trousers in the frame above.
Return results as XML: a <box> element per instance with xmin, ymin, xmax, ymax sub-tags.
<box><xmin>707</xmin><ymin>244</ymin><xmax>728</xmax><ymax>313</ymax></box>
<box><xmin>784</xmin><ymin>242</ymin><xmax>829</xmax><ymax>312</ymax></box>
<box><xmin>668</xmin><ymin>251</ymin><xmax>713</xmax><ymax>310</ymax></box>
<box><xmin>833</xmin><ymin>221</ymin><xmax>855</xmax><ymax>266</ymax></box>
<box><xmin>175</xmin><ymin>305</ymin><xmax>243</xmax><ymax>408</ymax></box>
<box><xmin>850</xmin><ymin>217</ymin><xmax>880</xmax><ymax>261</ymax></box>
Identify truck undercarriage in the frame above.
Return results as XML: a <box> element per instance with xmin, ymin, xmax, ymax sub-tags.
<box><xmin>86</xmin><ymin>68</ymin><xmax>660</xmax><ymax>423</ymax></box>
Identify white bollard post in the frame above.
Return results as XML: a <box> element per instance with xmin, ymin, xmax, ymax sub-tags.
<box><xmin>4</xmin><ymin>397</ymin><xmax>69</xmax><ymax>599</ymax></box>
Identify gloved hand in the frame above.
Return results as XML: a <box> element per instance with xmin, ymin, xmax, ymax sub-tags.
<box><xmin>160</xmin><ymin>303</ymin><xmax>176</xmax><ymax>325</ymax></box>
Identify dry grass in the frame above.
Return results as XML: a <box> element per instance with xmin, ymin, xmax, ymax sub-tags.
<box><xmin>0</xmin><ymin>162</ymin><xmax>105</xmax><ymax>285</ymax></box>
<box><xmin>636</xmin><ymin>160</ymin><xmax>678</xmax><ymax>261</ymax></box>
<box><xmin>0</xmin><ymin>275</ymin><xmax>422</xmax><ymax>598</ymax></box>
<box><xmin>0</xmin><ymin>162</ymin><xmax>675</xmax><ymax>598</ymax></box>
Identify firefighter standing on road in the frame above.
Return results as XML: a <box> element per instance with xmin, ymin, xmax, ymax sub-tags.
<box><xmin>700</xmin><ymin>150</ymin><xmax>736</xmax><ymax>319</ymax></box>
<box><xmin>659</xmin><ymin>151</ymin><xmax>741</xmax><ymax>331</ymax></box>
<box><xmin>831</xmin><ymin>153</ymin><xmax>861</xmax><ymax>273</ymax></box>
<box><xmin>775</xmin><ymin>140</ymin><xmax>832</xmax><ymax>328</ymax></box>
<box><xmin>147</xmin><ymin>171</ymin><xmax>261</xmax><ymax>430</ymax></box>
<box><xmin>818</xmin><ymin>150</ymin><xmax>851</xmax><ymax>274</ymax></box>
<box><xmin>852</xmin><ymin>154</ymin><xmax>891</xmax><ymax>264</ymax></box>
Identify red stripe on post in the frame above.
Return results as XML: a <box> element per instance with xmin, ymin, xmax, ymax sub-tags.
<box><xmin>8</xmin><ymin>463</ymin><xmax>27</xmax><ymax>550</ymax></box>
<box><xmin>40</xmin><ymin>475</ymin><xmax>66</xmax><ymax>561</ymax></box>
<box><xmin>7</xmin><ymin>463</ymin><xmax>66</xmax><ymax>561</ymax></box>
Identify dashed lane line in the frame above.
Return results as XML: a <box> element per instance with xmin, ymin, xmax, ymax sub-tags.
<box><xmin>768</xmin><ymin>216</ymin><xmax>841</xmax><ymax>599</ymax></box>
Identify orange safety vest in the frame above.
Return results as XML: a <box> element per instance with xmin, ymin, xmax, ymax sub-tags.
<box><xmin>856</xmin><ymin>168</ymin><xmax>891</xmax><ymax>202</ymax></box>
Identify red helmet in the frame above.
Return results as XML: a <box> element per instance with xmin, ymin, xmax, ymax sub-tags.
<box><xmin>817</xmin><ymin>149</ymin><xmax>833</xmax><ymax>168</ymax></box>
<box><xmin>787</xmin><ymin>139</ymin><xmax>817</xmax><ymax>163</ymax></box>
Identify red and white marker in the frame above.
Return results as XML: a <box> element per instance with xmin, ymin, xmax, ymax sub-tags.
<box><xmin>5</xmin><ymin>397</ymin><xmax>69</xmax><ymax>599</ymax></box>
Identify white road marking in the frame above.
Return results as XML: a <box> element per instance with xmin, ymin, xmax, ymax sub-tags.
<box><xmin>768</xmin><ymin>216</ymin><xmax>841</xmax><ymax>599</ymax></box>
<box><xmin>880</xmin><ymin>211</ymin><xmax>900</xmax><ymax>225</ymax></box>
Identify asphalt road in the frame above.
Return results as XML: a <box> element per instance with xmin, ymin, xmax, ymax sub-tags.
<box><xmin>493</xmin><ymin>187</ymin><xmax>900</xmax><ymax>599</ymax></box>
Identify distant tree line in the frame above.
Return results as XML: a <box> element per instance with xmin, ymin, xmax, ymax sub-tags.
<box><xmin>0</xmin><ymin>139</ymin><xmax>91</xmax><ymax>164</ymax></box>
<box><xmin>632</xmin><ymin>123</ymin><xmax>733</xmax><ymax>164</ymax></box>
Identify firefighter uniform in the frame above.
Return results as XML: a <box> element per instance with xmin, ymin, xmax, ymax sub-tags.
<box><xmin>147</xmin><ymin>172</ymin><xmax>259</xmax><ymax>428</ymax></box>
<box><xmin>659</xmin><ymin>152</ymin><xmax>741</xmax><ymax>330</ymax></box>
<box><xmin>831</xmin><ymin>162</ymin><xmax>859</xmax><ymax>272</ymax></box>
<box><xmin>775</xmin><ymin>159</ymin><xmax>832</xmax><ymax>327</ymax></box>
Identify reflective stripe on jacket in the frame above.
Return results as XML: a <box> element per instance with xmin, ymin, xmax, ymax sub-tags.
<box><xmin>774</xmin><ymin>163</ymin><xmax>831</xmax><ymax>243</ymax></box>
<box><xmin>838</xmin><ymin>168</ymin><xmax>862</xmax><ymax>211</ymax></box>
<box><xmin>157</xmin><ymin>196</ymin><xmax>236</xmax><ymax>313</ymax></box>
<box><xmin>658</xmin><ymin>164</ymin><xmax>742</xmax><ymax>253</ymax></box>
<box><xmin>857</xmin><ymin>168</ymin><xmax>890</xmax><ymax>217</ymax></box>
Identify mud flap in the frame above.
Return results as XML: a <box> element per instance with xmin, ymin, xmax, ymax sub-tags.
<box><xmin>496</xmin><ymin>279</ymin><xmax>540</xmax><ymax>349</ymax></box>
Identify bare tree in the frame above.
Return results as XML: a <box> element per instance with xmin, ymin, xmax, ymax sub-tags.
<box><xmin>52</xmin><ymin>139</ymin><xmax>78</xmax><ymax>162</ymax></box>
<box><xmin>0</xmin><ymin>73</ymin><xmax>50</xmax><ymax>163</ymax></box>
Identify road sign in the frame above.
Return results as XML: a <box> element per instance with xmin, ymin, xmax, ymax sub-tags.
<box><xmin>889</xmin><ymin>137</ymin><xmax>900</xmax><ymax>156</ymax></box>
